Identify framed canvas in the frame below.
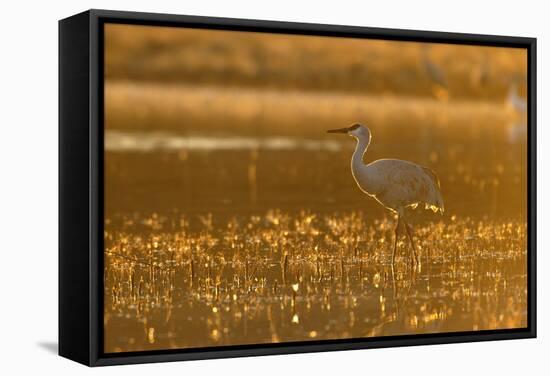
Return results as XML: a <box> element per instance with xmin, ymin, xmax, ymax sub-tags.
<box><xmin>59</xmin><ymin>9</ymin><xmax>537</xmax><ymax>366</ymax></box>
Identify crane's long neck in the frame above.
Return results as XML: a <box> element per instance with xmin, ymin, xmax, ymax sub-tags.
<box><xmin>350</xmin><ymin>137</ymin><xmax>371</xmax><ymax>192</ymax></box>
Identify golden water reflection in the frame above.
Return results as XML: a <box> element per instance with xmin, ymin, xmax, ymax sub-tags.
<box><xmin>104</xmin><ymin>212</ymin><xmax>527</xmax><ymax>352</ymax></box>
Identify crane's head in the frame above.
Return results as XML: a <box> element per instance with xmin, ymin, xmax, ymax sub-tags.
<box><xmin>327</xmin><ymin>123</ymin><xmax>371</xmax><ymax>143</ymax></box>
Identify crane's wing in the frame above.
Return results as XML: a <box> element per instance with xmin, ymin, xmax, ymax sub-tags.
<box><xmin>367</xmin><ymin>159</ymin><xmax>444</xmax><ymax>213</ymax></box>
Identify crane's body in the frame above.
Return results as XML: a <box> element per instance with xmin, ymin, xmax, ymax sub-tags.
<box><xmin>353</xmin><ymin>158</ymin><xmax>444</xmax><ymax>215</ymax></box>
<box><xmin>328</xmin><ymin>123</ymin><xmax>444</xmax><ymax>267</ymax></box>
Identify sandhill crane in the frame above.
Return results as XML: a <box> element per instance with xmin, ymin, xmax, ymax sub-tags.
<box><xmin>506</xmin><ymin>81</ymin><xmax>527</xmax><ymax>143</ymax></box>
<box><xmin>327</xmin><ymin>123</ymin><xmax>444</xmax><ymax>267</ymax></box>
<box><xmin>420</xmin><ymin>45</ymin><xmax>449</xmax><ymax>101</ymax></box>
<box><xmin>507</xmin><ymin>82</ymin><xmax>527</xmax><ymax>113</ymax></box>
<box><xmin>470</xmin><ymin>52</ymin><xmax>491</xmax><ymax>90</ymax></box>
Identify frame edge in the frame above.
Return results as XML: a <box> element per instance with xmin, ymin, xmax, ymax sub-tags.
<box><xmin>60</xmin><ymin>8</ymin><xmax>537</xmax><ymax>367</ymax></box>
<box><xmin>59</xmin><ymin>10</ymin><xmax>93</xmax><ymax>366</ymax></box>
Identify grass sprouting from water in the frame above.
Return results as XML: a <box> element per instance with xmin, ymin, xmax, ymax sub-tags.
<box><xmin>104</xmin><ymin>210</ymin><xmax>527</xmax><ymax>352</ymax></box>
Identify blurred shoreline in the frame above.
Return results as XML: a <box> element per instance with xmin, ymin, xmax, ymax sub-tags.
<box><xmin>105</xmin><ymin>80</ymin><xmax>518</xmax><ymax>137</ymax></box>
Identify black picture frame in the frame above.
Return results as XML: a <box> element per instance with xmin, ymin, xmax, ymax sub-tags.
<box><xmin>59</xmin><ymin>9</ymin><xmax>537</xmax><ymax>367</ymax></box>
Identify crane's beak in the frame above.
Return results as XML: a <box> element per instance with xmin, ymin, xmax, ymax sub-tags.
<box><xmin>326</xmin><ymin>127</ymin><xmax>349</xmax><ymax>134</ymax></box>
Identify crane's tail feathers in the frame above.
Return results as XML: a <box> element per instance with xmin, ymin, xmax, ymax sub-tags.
<box><xmin>422</xmin><ymin>166</ymin><xmax>441</xmax><ymax>188</ymax></box>
<box><xmin>422</xmin><ymin>166</ymin><xmax>444</xmax><ymax>214</ymax></box>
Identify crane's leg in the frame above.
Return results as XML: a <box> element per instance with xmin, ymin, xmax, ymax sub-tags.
<box><xmin>403</xmin><ymin>220</ymin><xmax>419</xmax><ymax>267</ymax></box>
<box><xmin>392</xmin><ymin>214</ymin><xmax>401</xmax><ymax>268</ymax></box>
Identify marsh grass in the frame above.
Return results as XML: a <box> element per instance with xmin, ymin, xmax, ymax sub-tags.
<box><xmin>104</xmin><ymin>211</ymin><xmax>527</xmax><ymax>352</ymax></box>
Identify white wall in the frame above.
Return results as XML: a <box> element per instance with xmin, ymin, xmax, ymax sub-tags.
<box><xmin>0</xmin><ymin>0</ymin><xmax>546</xmax><ymax>374</ymax></box>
